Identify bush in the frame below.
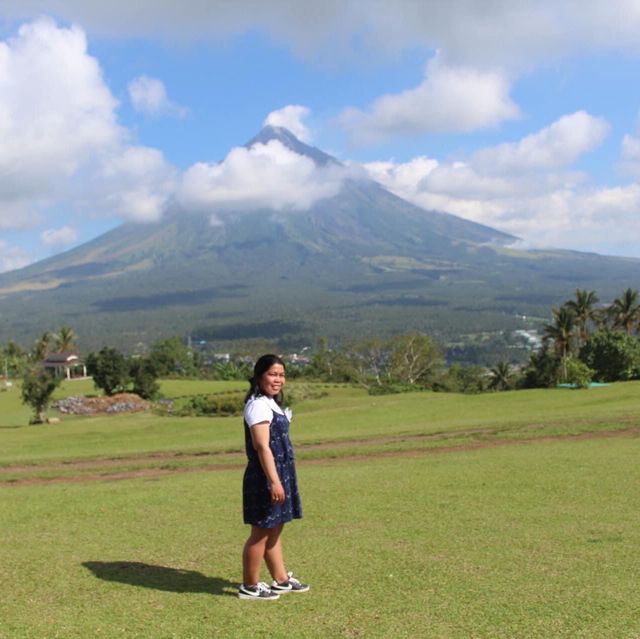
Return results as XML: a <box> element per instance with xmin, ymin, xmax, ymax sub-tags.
<box><xmin>21</xmin><ymin>366</ymin><xmax>61</xmax><ymax>424</ymax></box>
<box><xmin>129</xmin><ymin>358</ymin><xmax>160</xmax><ymax>400</ymax></box>
<box><xmin>579</xmin><ymin>330</ymin><xmax>640</xmax><ymax>382</ymax></box>
<box><xmin>519</xmin><ymin>346</ymin><xmax>560</xmax><ymax>389</ymax></box>
<box><xmin>563</xmin><ymin>356</ymin><xmax>594</xmax><ymax>389</ymax></box>
<box><xmin>175</xmin><ymin>393</ymin><xmax>246</xmax><ymax>417</ymax></box>
<box><xmin>432</xmin><ymin>364</ymin><xmax>487</xmax><ymax>394</ymax></box>
<box><xmin>368</xmin><ymin>383</ymin><xmax>426</xmax><ymax>396</ymax></box>
<box><xmin>86</xmin><ymin>348</ymin><xmax>129</xmax><ymax>396</ymax></box>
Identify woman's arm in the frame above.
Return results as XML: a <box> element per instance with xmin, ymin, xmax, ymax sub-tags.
<box><xmin>249</xmin><ymin>422</ymin><xmax>286</xmax><ymax>503</ymax></box>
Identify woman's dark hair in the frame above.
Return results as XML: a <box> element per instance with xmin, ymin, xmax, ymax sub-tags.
<box><xmin>244</xmin><ymin>354</ymin><xmax>286</xmax><ymax>405</ymax></box>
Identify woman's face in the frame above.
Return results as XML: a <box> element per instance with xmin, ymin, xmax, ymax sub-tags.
<box><xmin>259</xmin><ymin>363</ymin><xmax>286</xmax><ymax>397</ymax></box>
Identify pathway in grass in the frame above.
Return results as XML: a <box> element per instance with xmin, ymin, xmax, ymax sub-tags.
<box><xmin>2</xmin><ymin>425</ymin><xmax>638</xmax><ymax>486</ymax></box>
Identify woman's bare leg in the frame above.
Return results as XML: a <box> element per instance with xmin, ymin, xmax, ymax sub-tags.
<box><xmin>242</xmin><ymin>525</ymin><xmax>269</xmax><ymax>585</ymax></box>
<box><xmin>264</xmin><ymin>524</ymin><xmax>288</xmax><ymax>583</ymax></box>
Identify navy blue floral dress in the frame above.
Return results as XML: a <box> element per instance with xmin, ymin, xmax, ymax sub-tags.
<box><xmin>243</xmin><ymin>407</ymin><xmax>303</xmax><ymax>528</ymax></box>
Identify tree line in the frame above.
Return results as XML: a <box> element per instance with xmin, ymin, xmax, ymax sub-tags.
<box><xmin>4</xmin><ymin>286</ymin><xmax>640</xmax><ymax>423</ymax></box>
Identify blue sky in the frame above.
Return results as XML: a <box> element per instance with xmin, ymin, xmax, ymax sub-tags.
<box><xmin>2</xmin><ymin>1</ymin><xmax>640</xmax><ymax>272</ymax></box>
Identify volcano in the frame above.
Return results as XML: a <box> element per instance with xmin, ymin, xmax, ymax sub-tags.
<box><xmin>1</xmin><ymin>126</ymin><xmax>639</xmax><ymax>351</ymax></box>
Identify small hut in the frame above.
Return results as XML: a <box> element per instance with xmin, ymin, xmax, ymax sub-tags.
<box><xmin>43</xmin><ymin>352</ymin><xmax>87</xmax><ymax>380</ymax></box>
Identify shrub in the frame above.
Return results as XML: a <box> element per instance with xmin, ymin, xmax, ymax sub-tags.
<box><xmin>579</xmin><ymin>330</ymin><xmax>640</xmax><ymax>382</ymax></box>
<box><xmin>21</xmin><ymin>366</ymin><xmax>61</xmax><ymax>424</ymax></box>
<box><xmin>563</xmin><ymin>356</ymin><xmax>594</xmax><ymax>389</ymax></box>
<box><xmin>86</xmin><ymin>348</ymin><xmax>129</xmax><ymax>396</ymax></box>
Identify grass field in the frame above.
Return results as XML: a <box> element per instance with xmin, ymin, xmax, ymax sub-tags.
<box><xmin>2</xmin><ymin>380</ymin><xmax>640</xmax><ymax>637</ymax></box>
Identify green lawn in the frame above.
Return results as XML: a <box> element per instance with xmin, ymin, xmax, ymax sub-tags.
<box><xmin>2</xmin><ymin>437</ymin><xmax>639</xmax><ymax>638</ymax></box>
<box><xmin>2</xmin><ymin>381</ymin><xmax>640</xmax><ymax>637</ymax></box>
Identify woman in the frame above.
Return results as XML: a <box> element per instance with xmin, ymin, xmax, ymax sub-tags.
<box><xmin>239</xmin><ymin>354</ymin><xmax>309</xmax><ymax>601</ymax></box>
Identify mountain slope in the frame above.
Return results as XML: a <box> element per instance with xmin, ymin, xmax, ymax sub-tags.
<box><xmin>1</xmin><ymin>127</ymin><xmax>639</xmax><ymax>351</ymax></box>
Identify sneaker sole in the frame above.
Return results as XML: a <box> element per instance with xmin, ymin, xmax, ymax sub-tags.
<box><xmin>238</xmin><ymin>592</ymin><xmax>280</xmax><ymax>601</ymax></box>
<box><xmin>271</xmin><ymin>586</ymin><xmax>310</xmax><ymax>594</ymax></box>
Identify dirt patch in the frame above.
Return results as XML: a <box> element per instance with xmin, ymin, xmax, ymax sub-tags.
<box><xmin>2</xmin><ymin>426</ymin><xmax>639</xmax><ymax>487</ymax></box>
<box><xmin>53</xmin><ymin>393</ymin><xmax>151</xmax><ymax>415</ymax></box>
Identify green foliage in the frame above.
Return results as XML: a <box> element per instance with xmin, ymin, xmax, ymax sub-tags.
<box><xmin>149</xmin><ymin>337</ymin><xmax>201</xmax><ymax>377</ymax></box>
<box><xmin>2</xmin><ymin>340</ymin><xmax>27</xmax><ymax>377</ymax></box>
<box><xmin>520</xmin><ymin>345</ymin><xmax>560</xmax><ymax>389</ymax></box>
<box><xmin>86</xmin><ymin>347</ymin><xmax>129</xmax><ymax>396</ymax></box>
<box><xmin>210</xmin><ymin>360</ymin><xmax>251</xmax><ymax>381</ymax></box>
<box><xmin>433</xmin><ymin>363</ymin><xmax>487</xmax><ymax>394</ymax></box>
<box><xmin>20</xmin><ymin>366</ymin><xmax>61</xmax><ymax>423</ymax></box>
<box><xmin>579</xmin><ymin>330</ymin><xmax>640</xmax><ymax>382</ymax></box>
<box><xmin>608</xmin><ymin>288</ymin><xmax>640</xmax><ymax>334</ymax></box>
<box><xmin>129</xmin><ymin>358</ymin><xmax>160</xmax><ymax>400</ymax></box>
<box><xmin>488</xmin><ymin>360</ymin><xmax>515</xmax><ymax>391</ymax></box>
<box><xmin>175</xmin><ymin>393</ymin><xmax>245</xmax><ymax>417</ymax></box>
<box><xmin>387</xmin><ymin>333</ymin><xmax>442</xmax><ymax>385</ymax></box>
<box><xmin>562</xmin><ymin>356</ymin><xmax>594</xmax><ymax>389</ymax></box>
<box><xmin>53</xmin><ymin>325</ymin><xmax>77</xmax><ymax>352</ymax></box>
<box><xmin>368</xmin><ymin>382</ymin><xmax>426</xmax><ymax>395</ymax></box>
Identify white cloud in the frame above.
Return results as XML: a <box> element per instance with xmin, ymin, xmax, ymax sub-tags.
<box><xmin>40</xmin><ymin>225</ymin><xmax>78</xmax><ymax>247</ymax></box>
<box><xmin>93</xmin><ymin>147</ymin><xmax>178</xmax><ymax>222</ymax></box>
<box><xmin>0</xmin><ymin>240</ymin><xmax>30</xmax><ymax>273</ymax></box>
<box><xmin>361</xmin><ymin>111</ymin><xmax>633</xmax><ymax>253</ymax></box>
<box><xmin>0</xmin><ymin>18</ymin><xmax>177</xmax><ymax>234</ymax></box>
<box><xmin>339</xmin><ymin>56</ymin><xmax>519</xmax><ymax>144</ymax></box>
<box><xmin>178</xmin><ymin>140</ymin><xmax>346</xmax><ymax>213</ymax></box>
<box><xmin>264</xmin><ymin>105</ymin><xmax>311</xmax><ymax>142</ymax></box>
<box><xmin>472</xmin><ymin>111</ymin><xmax>610</xmax><ymax>174</ymax></box>
<box><xmin>128</xmin><ymin>75</ymin><xmax>187</xmax><ymax>118</ymax></box>
<box><xmin>0</xmin><ymin>17</ymin><xmax>123</xmax><ymax>228</ymax></box>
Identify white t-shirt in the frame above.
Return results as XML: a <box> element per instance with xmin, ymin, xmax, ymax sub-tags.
<box><xmin>244</xmin><ymin>395</ymin><xmax>291</xmax><ymax>427</ymax></box>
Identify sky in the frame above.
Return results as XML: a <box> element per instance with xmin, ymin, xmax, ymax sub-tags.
<box><xmin>2</xmin><ymin>1</ymin><xmax>640</xmax><ymax>272</ymax></box>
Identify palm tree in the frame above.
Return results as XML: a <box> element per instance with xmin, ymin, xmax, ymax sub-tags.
<box><xmin>564</xmin><ymin>289</ymin><xmax>599</xmax><ymax>345</ymax></box>
<box><xmin>31</xmin><ymin>332</ymin><xmax>53</xmax><ymax>361</ymax></box>
<box><xmin>488</xmin><ymin>360</ymin><xmax>513</xmax><ymax>391</ymax></box>
<box><xmin>53</xmin><ymin>326</ymin><xmax>77</xmax><ymax>352</ymax></box>
<box><xmin>608</xmin><ymin>288</ymin><xmax>640</xmax><ymax>335</ymax></box>
<box><xmin>543</xmin><ymin>306</ymin><xmax>576</xmax><ymax>380</ymax></box>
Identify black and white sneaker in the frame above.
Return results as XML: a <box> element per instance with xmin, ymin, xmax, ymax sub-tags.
<box><xmin>271</xmin><ymin>571</ymin><xmax>310</xmax><ymax>593</ymax></box>
<box><xmin>238</xmin><ymin>582</ymin><xmax>280</xmax><ymax>600</ymax></box>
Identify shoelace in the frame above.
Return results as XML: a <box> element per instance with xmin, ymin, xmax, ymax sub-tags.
<box><xmin>256</xmin><ymin>582</ymin><xmax>272</xmax><ymax>593</ymax></box>
<box><xmin>287</xmin><ymin>573</ymin><xmax>302</xmax><ymax>587</ymax></box>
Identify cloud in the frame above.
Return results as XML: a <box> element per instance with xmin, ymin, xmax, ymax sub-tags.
<box><xmin>177</xmin><ymin>140</ymin><xmax>347</xmax><ymax>213</ymax></box>
<box><xmin>6</xmin><ymin>1</ymin><xmax>640</xmax><ymax>69</ymax></box>
<box><xmin>40</xmin><ymin>225</ymin><xmax>78</xmax><ymax>247</ymax></box>
<box><xmin>87</xmin><ymin>146</ymin><xmax>177</xmax><ymax>222</ymax></box>
<box><xmin>361</xmin><ymin>111</ymin><xmax>632</xmax><ymax>253</ymax></box>
<box><xmin>339</xmin><ymin>56</ymin><xmax>519</xmax><ymax>145</ymax></box>
<box><xmin>128</xmin><ymin>75</ymin><xmax>188</xmax><ymax>118</ymax></box>
<box><xmin>472</xmin><ymin>111</ymin><xmax>610</xmax><ymax>174</ymax></box>
<box><xmin>0</xmin><ymin>17</ymin><xmax>123</xmax><ymax>228</ymax></box>
<box><xmin>0</xmin><ymin>240</ymin><xmax>30</xmax><ymax>273</ymax></box>
<box><xmin>0</xmin><ymin>18</ymin><xmax>177</xmax><ymax>232</ymax></box>
<box><xmin>264</xmin><ymin>105</ymin><xmax>311</xmax><ymax>142</ymax></box>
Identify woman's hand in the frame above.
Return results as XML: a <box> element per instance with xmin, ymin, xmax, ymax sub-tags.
<box><xmin>270</xmin><ymin>480</ymin><xmax>285</xmax><ymax>504</ymax></box>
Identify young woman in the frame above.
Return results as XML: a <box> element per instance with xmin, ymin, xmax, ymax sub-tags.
<box><xmin>239</xmin><ymin>354</ymin><xmax>309</xmax><ymax>601</ymax></box>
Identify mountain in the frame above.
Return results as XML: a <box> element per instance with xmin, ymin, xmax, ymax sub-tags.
<box><xmin>1</xmin><ymin>127</ymin><xmax>640</xmax><ymax>353</ymax></box>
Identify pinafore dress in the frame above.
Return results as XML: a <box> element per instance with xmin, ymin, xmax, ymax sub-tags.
<box><xmin>242</xmin><ymin>406</ymin><xmax>303</xmax><ymax>528</ymax></box>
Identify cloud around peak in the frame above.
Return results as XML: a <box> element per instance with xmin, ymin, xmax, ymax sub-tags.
<box><xmin>177</xmin><ymin>138</ymin><xmax>348</xmax><ymax>214</ymax></box>
<box><xmin>264</xmin><ymin>105</ymin><xmax>312</xmax><ymax>142</ymax></box>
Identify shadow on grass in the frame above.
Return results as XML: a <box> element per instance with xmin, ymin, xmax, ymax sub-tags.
<box><xmin>82</xmin><ymin>561</ymin><xmax>236</xmax><ymax>597</ymax></box>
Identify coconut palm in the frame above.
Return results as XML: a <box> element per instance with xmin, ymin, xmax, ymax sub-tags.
<box><xmin>608</xmin><ymin>288</ymin><xmax>640</xmax><ymax>335</ymax></box>
<box><xmin>543</xmin><ymin>306</ymin><xmax>576</xmax><ymax>380</ymax></box>
<box><xmin>31</xmin><ymin>332</ymin><xmax>54</xmax><ymax>361</ymax></box>
<box><xmin>488</xmin><ymin>360</ymin><xmax>513</xmax><ymax>391</ymax></box>
<box><xmin>53</xmin><ymin>326</ymin><xmax>77</xmax><ymax>352</ymax></box>
<box><xmin>564</xmin><ymin>289</ymin><xmax>599</xmax><ymax>345</ymax></box>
